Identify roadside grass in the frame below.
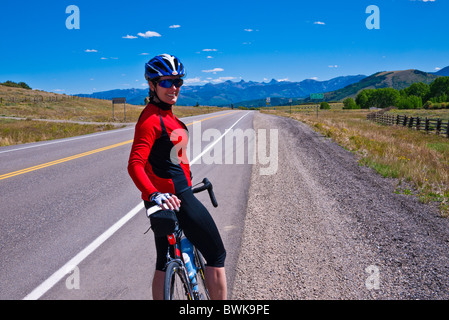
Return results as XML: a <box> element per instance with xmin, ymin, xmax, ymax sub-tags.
<box><xmin>262</xmin><ymin>107</ymin><xmax>449</xmax><ymax>217</ymax></box>
<box><xmin>0</xmin><ymin>84</ymin><xmax>228</xmax><ymax>145</ymax></box>
<box><xmin>0</xmin><ymin>118</ymin><xmax>118</xmax><ymax>146</ymax></box>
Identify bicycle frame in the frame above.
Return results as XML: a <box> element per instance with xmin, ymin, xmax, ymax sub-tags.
<box><xmin>164</xmin><ymin>226</ymin><xmax>195</xmax><ymax>299</ymax></box>
<box><xmin>148</xmin><ymin>178</ymin><xmax>216</xmax><ymax>300</ymax></box>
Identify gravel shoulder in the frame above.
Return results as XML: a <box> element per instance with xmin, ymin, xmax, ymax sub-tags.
<box><xmin>231</xmin><ymin>112</ymin><xmax>449</xmax><ymax>300</ymax></box>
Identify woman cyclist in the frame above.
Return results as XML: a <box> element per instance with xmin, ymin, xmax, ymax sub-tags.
<box><xmin>127</xmin><ymin>54</ymin><xmax>227</xmax><ymax>300</ymax></box>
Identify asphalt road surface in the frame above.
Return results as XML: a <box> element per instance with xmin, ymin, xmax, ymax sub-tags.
<box><xmin>0</xmin><ymin>110</ymin><xmax>253</xmax><ymax>299</ymax></box>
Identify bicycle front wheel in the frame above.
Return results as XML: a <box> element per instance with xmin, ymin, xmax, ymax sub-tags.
<box><xmin>194</xmin><ymin>247</ymin><xmax>210</xmax><ymax>300</ymax></box>
<box><xmin>164</xmin><ymin>261</ymin><xmax>193</xmax><ymax>300</ymax></box>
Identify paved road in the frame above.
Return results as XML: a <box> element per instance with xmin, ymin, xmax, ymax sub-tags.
<box><xmin>0</xmin><ymin>110</ymin><xmax>254</xmax><ymax>299</ymax></box>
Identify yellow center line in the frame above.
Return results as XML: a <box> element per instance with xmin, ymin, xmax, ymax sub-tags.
<box><xmin>0</xmin><ymin>140</ymin><xmax>133</xmax><ymax>181</ymax></box>
<box><xmin>0</xmin><ymin>111</ymin><xmax>238</xmax><ymax>181</ymax></box>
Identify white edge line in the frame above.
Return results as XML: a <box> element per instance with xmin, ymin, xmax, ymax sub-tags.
<box><xmin>191</xmin><ymin>112</ymin><xmax>250</xmax><ymax>164</ymax></box>
<box><xmin>23</xmin><ymin>202</ymin><xmax>144</xmax><ymax>300</ymax></box>
<box><xmin>23</xmin><ymin>111</ymin><xmax>250</xmax><ymax>300</ymax></box>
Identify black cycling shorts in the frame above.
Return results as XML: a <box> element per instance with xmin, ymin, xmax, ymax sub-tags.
<box><xmin>145</xmin><ymin>189</ymin><xmax>226</xmax><ymax>271</ymax></box>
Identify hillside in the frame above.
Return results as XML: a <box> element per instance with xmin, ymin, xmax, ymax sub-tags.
<box><xmin>324</xmin><ymin>69</ymin><xmax>440</xmax><ymax>101</ymax></box>
<box><xmin>0</xmin><ymin>84</ymin><xmax>144</xmax><ymax>122</ymax></box>
<box><xmin>0</xmin><ymin>84</ymin><xmax>227</xmax><ymax>123</ymax></box>
<box><xmin>435</xmin><ymin>66</ymin><xmax>449</xmax><ymax>77</ymax></box>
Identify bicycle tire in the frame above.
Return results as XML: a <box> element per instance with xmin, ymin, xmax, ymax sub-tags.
<box><xmin>164</xmin><ymin>261</ymin><xmax>193</xmax><ymax>300</ymax></box>
<box><xmin>194</xmin><ymin>247</ymin><xmax>210</xmax><ymax>300</ymax></box>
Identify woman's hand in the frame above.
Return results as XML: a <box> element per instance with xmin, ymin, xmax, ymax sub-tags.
<box><xmin>150</xmin><ymin>192</ymin><xmax>181</xmax><ymax>211</ymax></box>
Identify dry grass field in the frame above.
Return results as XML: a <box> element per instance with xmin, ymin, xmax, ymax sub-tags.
<box><xmin>262</xmin><ymin>106</ymin><xmax>449</xmax><ymax>216</ymax></box>
<box><xmin>0</xmin><ymin>84</ymin><xmax>227</xmax><ymax>146</ymax></box>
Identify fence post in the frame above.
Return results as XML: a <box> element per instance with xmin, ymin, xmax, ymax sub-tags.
<box><xmin>436</xmin><ymin>119</ymin><xmax>442</xmax><ymax>135</ymax></box>
<box><xmin>425</xmin><ymin>117</ymin><xmax>429</xmax><ymax>134</ymax></box>
<box><xmin>446</xmin><ymin>120</ymin><xmax>449</xmax><ymax>138</ymax></box>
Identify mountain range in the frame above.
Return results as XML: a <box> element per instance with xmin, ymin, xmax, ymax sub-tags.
<box><xmin>76</xmin><ymin>65</ymin><xmax>449</xmax><ymax>107</ymax></box>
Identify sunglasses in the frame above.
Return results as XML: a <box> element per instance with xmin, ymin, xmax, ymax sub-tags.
<box><xmin>157</xmin><ymin>78</ymin><xmax>184</xmax><ymax>88</ymax></box>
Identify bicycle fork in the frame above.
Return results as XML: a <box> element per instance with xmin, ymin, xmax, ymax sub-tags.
<box><xmin>168</xmin><ymin>232</ymin><xmax>207</xmax><ymax>300</ymax></box>
<box><xmin>166</xmin><ymin>233</ymin><xmax>195</xmax><ymax>300</ymax></box>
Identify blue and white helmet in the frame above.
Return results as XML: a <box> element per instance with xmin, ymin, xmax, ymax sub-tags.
<box><xmin>145</xmin><ymin>54</ymin><xmax>185</xmax><ymax>81</ymax></box>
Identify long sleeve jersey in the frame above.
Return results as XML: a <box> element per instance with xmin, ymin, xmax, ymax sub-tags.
<box><xmin>128</xmin><ymin>103</ymin><xmax>191</xmax><ymax>201</ymax></box>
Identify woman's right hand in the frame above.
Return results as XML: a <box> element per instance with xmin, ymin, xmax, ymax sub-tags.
<box><xmin>150</xmin><ymin>192</ymin><xmax>181</xmax><ymax>212</ymax></box>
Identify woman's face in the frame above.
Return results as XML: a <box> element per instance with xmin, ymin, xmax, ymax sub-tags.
<box><xmin>149</xmin><ymin>76</ymin><xmax>182</xmax><ymax>105</ymax></box>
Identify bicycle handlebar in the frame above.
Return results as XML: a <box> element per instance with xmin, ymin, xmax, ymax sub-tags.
<box><xmin>146</xmin><ymin>178</ymin><xmax>218</xmax><ymax>217</ymax></box>
<box><xmin>192</xmin><ymin>178</ymin><xmax>218</xmax><ymax>208</ymax></box>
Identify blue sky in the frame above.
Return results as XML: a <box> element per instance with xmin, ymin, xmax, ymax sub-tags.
<box><xmin>1</xmin><ymin>0</ymin><xmax>448</xmax><ymax>94</ymax></box>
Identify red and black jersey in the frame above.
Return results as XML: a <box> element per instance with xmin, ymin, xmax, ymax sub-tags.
<box><xmin>128</xmin><ymin>103</ymin><xmax>191</xmax><ymax>201</ymax></box>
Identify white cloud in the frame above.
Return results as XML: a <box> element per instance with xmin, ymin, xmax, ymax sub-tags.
<box><xmin>184</xmin><ymin>77</ymin><xmax>205</xmax><ymax>85</ymax></box>
<box><xmin>277</xmin><ymin>78</ymin><xmax>289</xmax><ymax>82</ymax></box>
<box><xmin>202</xmin><ymin>68</ymin><xmax>224</xmax><ymax>73</ymax></box>
<box><xmin>207</xmin><ymin>56</ymin><xmax>213</xmax><ymax>59</ymax></box>
<box><xmin>328</xmin><ymin>65</ymin><xmax>338</xmax><ymax>68</ymax></box>
<box><xmin>140</xmin><ymin>53</ymin><xmax>150</xmax><ymax>55</ymax></box>
<box><xmin>202</xmin><ymin>49</ymin><xmax>217</xmax><ymax>52</ymax></box>
<box><xmin>244</xmin><ymin>29</ymin><xmax>253</xmax><ymax>32</ymax></box>
<box><xmin>309</xmin><ymin>77</ymin><xmax>319</xmax><ymax>80</ymax></box>
<box><xmin>184</xmin><ymin>76</ymin><xmax>237</xmax><ymax>85</ymax></box>
<box><xmin>169</xmin><ymin>25</ymin><xmax>181</xmax><ymax>28</ymax></box>
<box><xmin>211</xmin><ymin>77</ymin><xmax>236</xmax><ymax>83</ymax></box>
<box><xmin>85</xmin><ymin>49</ymin><xmax>98</xmax><ymax>52</ymax></box>
<box><xmin>101</xmin><ymin>57</ymin><xmax>108</xmax><ymax>60</ymax></box>
<box><xmin>122</xmin><ymin>35</ymin><xmax>137</xmax><ymax>39</ymax></box>
<box><xmin>138</xmin><ymin>31</ymin><xmax>161</xmax><ymax>38</ymax></box>
<box><xmin>435</xmin><ymin>67</ymin><xmax>441</xmax><ymax>71</ymax></box>
<box><xmin>314</xmin><ymin>21</ymin><xmax>325</xmax><ymax>25</ymax></box>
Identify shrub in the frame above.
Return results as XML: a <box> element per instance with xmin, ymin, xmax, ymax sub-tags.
<box><xmin>1</xmin><ymin>80</ymin><xmax>31</xmax><ymax>90</ymax></box>
<box><xmin>320</xmin><ymin>101</ymin><xmax>330</xmax><ymax>109</ymax></box>
<box><xmin>343</xmin><ymin>97</ymin><xmax>359</xmax><ymax>109</ymax></box>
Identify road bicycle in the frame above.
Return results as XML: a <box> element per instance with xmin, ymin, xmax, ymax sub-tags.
<box><xmin>146</xmin><ymin>178</ymin><xmax>218</xmax><ymax>300</ymax></box>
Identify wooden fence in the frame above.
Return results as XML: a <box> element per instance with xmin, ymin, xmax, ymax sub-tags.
<box><xmin>367</xmin><ymin>112</ymin><xmax>449</xmax><ymax>138</ymax></box>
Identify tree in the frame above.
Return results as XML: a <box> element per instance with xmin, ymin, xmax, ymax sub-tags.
<box><xmin>320</xmin><ymin>101</ymin><xmax>330</xmax><ymax>109</ymax></box>
<box><xmin>18</xmin><ymin>82</ymin><xmax>31</xmax><ymax>90</ymax></box>
<box><xmin>397</xmin><ymin>95</ymin><xmax>422</xmax><ymax>109</ymax></box>
<box><xmin>1</xmin><ymin>80</ymin><xmax>32</xmax><ymax>90</ymax></box>
<box><xmin>343</xmin><ymin>97</ymin><xmax>358</xmax><ymax>109</ymax></box>
<box><xmin>371</xmin><ymin>88</ymin><xmax>400</xmax><ymax>108</ymax></box>
<box><xmin>429</xmin><ymin>76</ymin><xmax>449</xmax><ymax>102</ymax></box>
<box><xmin>401</xmin><ymin>82</ymin><xmax>430</xmax><ymax>102</ymax></box>
<box><xmin>355</xmin><ymin>89</ymin><xmax>375</xmax><ymax>109</ymax></box>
